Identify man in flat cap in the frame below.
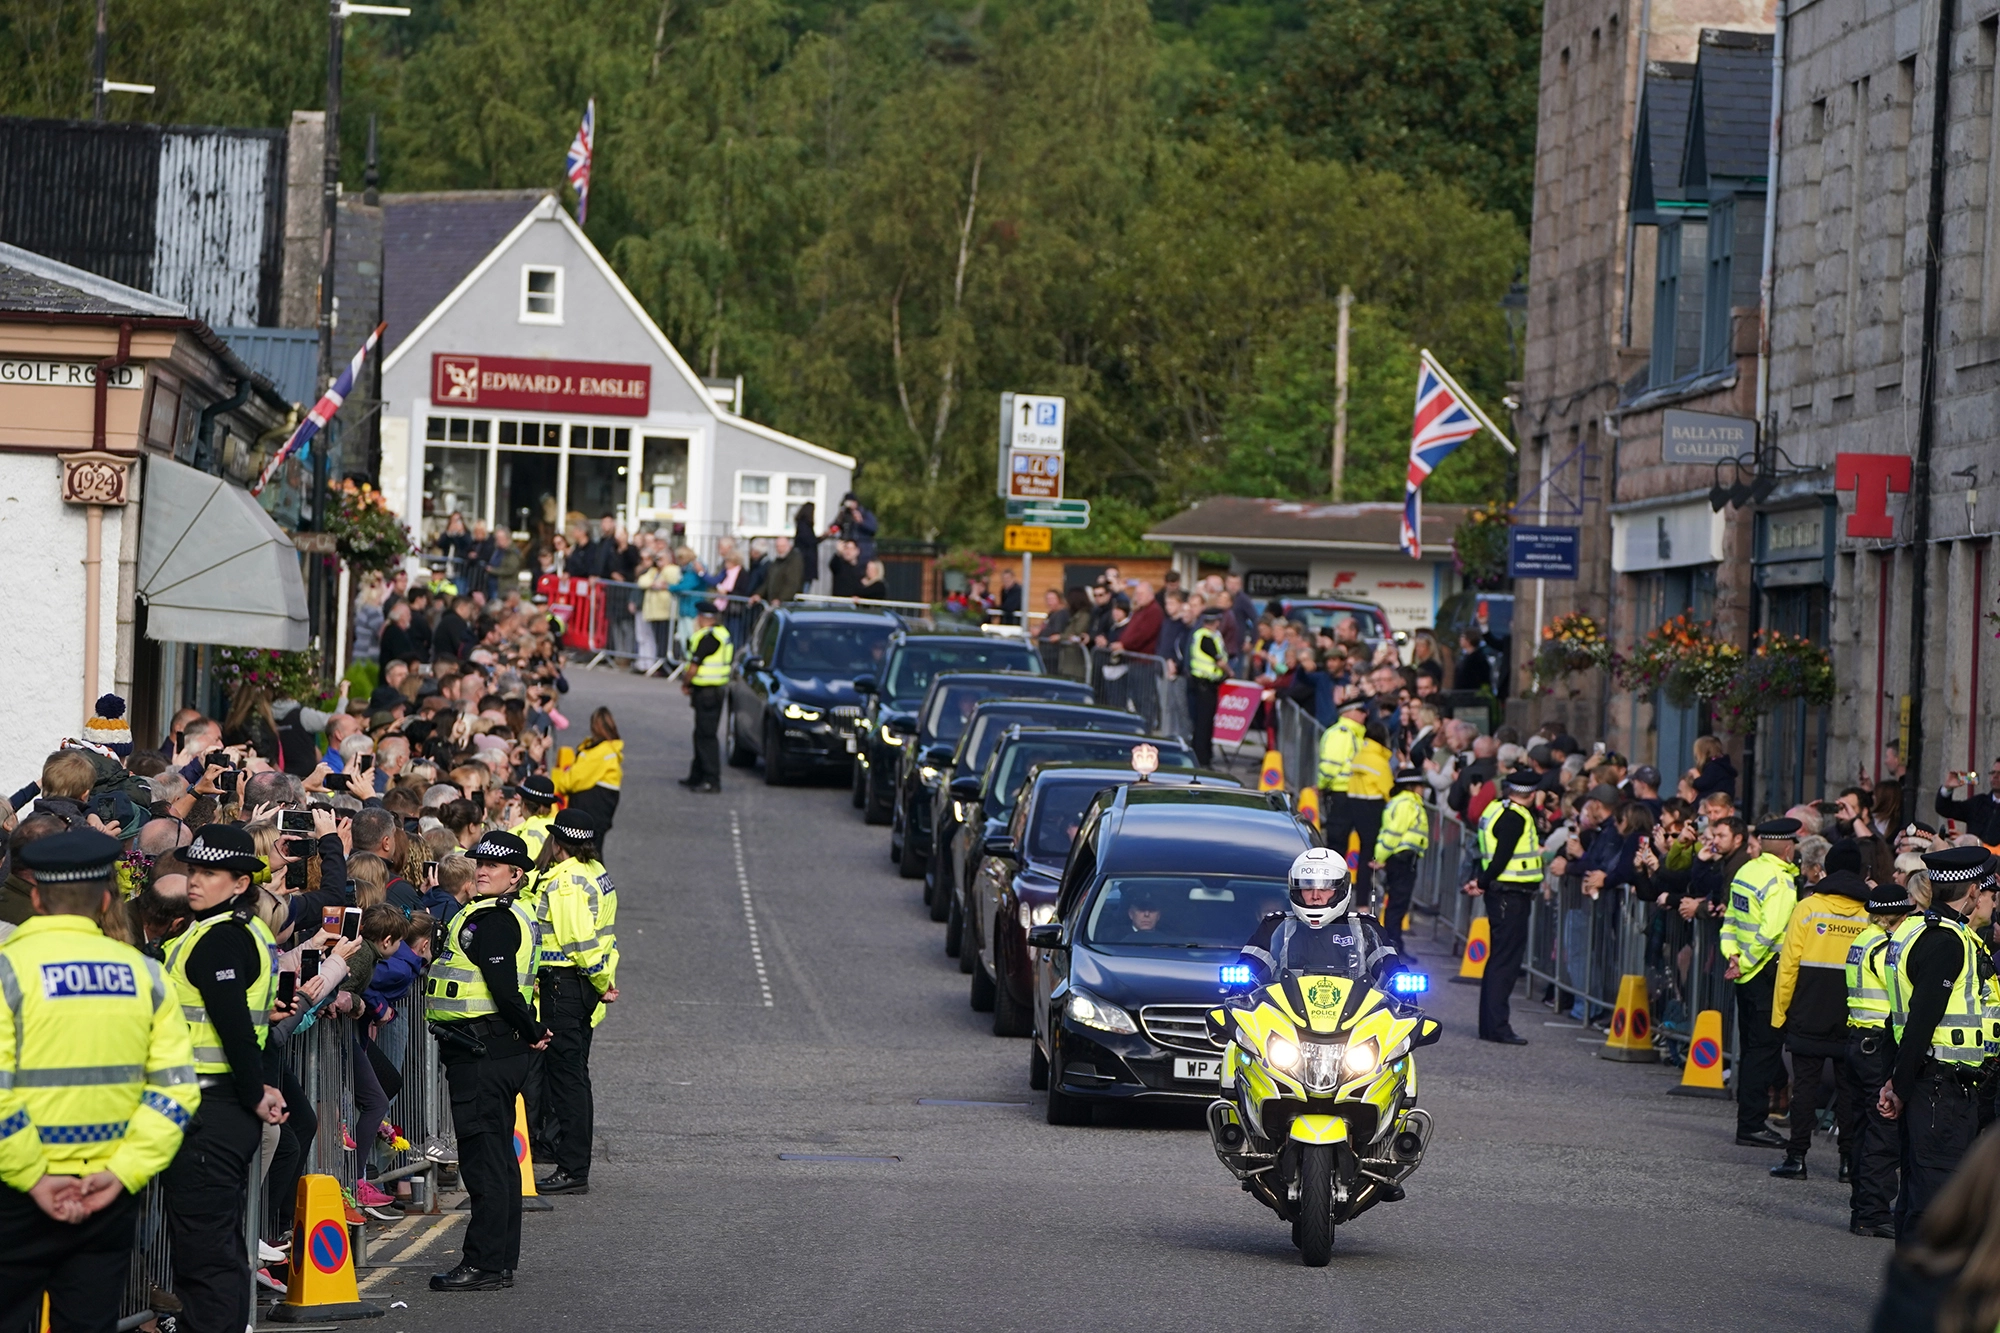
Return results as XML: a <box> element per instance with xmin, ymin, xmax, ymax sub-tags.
<box><xmin>1879</xmin><ymin>845</ymin><xmax>1999</xmax><ymax>1237</ymax></box>
<box><xmin>1722</xmin><ymin>817</ymin><xmax>1803</xmax><ymax>1148</ymax></box>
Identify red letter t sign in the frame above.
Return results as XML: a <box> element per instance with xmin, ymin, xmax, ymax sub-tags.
<box><xmin>1834</xmin><ymin>453</ymin><xmax>1913</xmax><ymax>538</ymax></box>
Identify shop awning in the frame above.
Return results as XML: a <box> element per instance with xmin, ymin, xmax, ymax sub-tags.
<box><xmin>138</xmin><ymin>457</ymin><xmax>310</xmax><ymax>650</ymax></box>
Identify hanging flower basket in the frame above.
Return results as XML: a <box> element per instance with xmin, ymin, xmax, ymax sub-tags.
<box><xmin>1530</xmin><ymin>612</ymin><xmax>1611</xmax><ymax>694</ymax></box>
<box><xmin>1452</xmin><ymin>506</ymin><xmax>1512</xmax><ymax>592</ymax></box>
<box><xmin>213</xmin><ymin>645</ymin><xmax>332</xmax><ymax>707</ymax></box>
<box><xmin>1712</xmin><ymin>630</ymin><xmax>1834</xmax><ymax>729</ymax></box>
<box><xmin>1614</xmin><ymin>614</ymin><xmax>1741</xmax><ymax>708</ymax></box>
<box><xmin>325</xmin><ymin>480</ymin><xmax>417</xmax><ymax>575</ymax></box>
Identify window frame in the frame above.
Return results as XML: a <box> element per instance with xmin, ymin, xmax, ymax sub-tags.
<box><xmin>520</xmin><ymin>265</ymin><xmax>564</xmax><ymax>325</ymax></box>
<box><xmin>733</xmin><ymin>469</ymin><xmax>825</xmax><ymax>536</ymax></box>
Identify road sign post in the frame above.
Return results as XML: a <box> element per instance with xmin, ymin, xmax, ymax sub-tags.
<box><xmin>998</xmin><ymin>392</ymin><xmax>1065</xmax><ymax>499</ymax></box>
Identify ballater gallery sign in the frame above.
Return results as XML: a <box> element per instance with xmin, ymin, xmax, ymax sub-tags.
<box><xmin>432</xmin><ymin>353</ymin><xmax>650</xmax><ymax>417</ymax></box>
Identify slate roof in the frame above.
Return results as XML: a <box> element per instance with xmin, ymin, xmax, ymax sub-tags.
<box><xmin>1142</xmin><ymin>497</ymin><xmax>1469</xmax><ymax>554</ymax></box>
<box><xmin>0</xmin><ymin>240</ymin><xmax>187</xmax><ymax>317</ymax></box>
<box><xmin>380</xmin><ymin>190</ymin><xmax>545</xmax><ymax>354</ymax></box>
<box><xmin>1682</xmin><ymin>29</ymin><xmax>1774</xmax><ymax>199</ymax></box>
<box><xmin>1629</xmin><ymin>61</ymin><xmax>1697</xmax><ymax>224</ymax></box>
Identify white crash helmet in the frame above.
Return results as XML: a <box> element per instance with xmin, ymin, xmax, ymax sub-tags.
<box><xmin>1287</xmin><ymin>847</ymin><xmax>1353</xmax><ymax>928</ymax></box>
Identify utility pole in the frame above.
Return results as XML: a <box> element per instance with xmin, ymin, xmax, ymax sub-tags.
<box><xmin>91</xmin><ymin>0</ymin><xmax>108</xmax><ymax>120</ymax></box>
<box><xmin>1331</xmin><ymin>286</ymin><xmax>1352</xmax><ymax>501</ymax></box>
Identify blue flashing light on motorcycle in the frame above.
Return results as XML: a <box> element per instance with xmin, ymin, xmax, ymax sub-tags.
<box><xmin>1219</xmin><ymin>963</ymin><xmax>1255</xmax><ymax>987</ymax></box>
<box><xmin>1387</xmin><ymin>971</ymin><xmax>1429</xmax><ymax>997</ymax></box>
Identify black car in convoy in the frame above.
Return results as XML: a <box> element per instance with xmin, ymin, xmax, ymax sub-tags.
<box><xmin>969</xmin><ymin>763</ymin><xmax>1243</xmax><ymax>1037</ymax></box>
<box><xmin>1026</xmin><ymin>784</ymin><xmax>1317</xmax><ymax>1124</ymax></box>
<box><xmin>888</xmin><ymin>671</ymin><xmax>1095</xmax><ymax>880</ymax></box>
<box><xmin>852</xmin><ymin>628</ymin><xmax>1041</xmax><ymax>824</ymax></box>
<box><xmin>725</xmin><ymin>605</ymin><xmax>901</xmax><ymax>784</ymax></box>
<box><xmin>945</xmin><ymin>729</ymin><xmax>1196</xmax><ymax>960</ymax></box>
<box><xmin>924</xmin><ymin>700</ymin><xmax>1150</xmax><ymax>923</ymax></box>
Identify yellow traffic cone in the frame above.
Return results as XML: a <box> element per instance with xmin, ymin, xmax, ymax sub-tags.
<box><xmin>1451</xmin><ymin>914</ymin><xmax>1490</xmax><ymax>985</ymax></box>
<box><xmin>267</xmin><ymin>1174</ymin><xmax>383</xmax><ymax>1322</ymax></box>
<box><xmin>1669</xmin><ymin>1009</ymin><xmax>1731</xmax><ymax>1097</ymax></box>
<box><xmin>1600</xmin><ymin>974</ymin><xmax>1659</xmax><ymax>1062</ymax></box>
<box><xmin>1259</xmin><ymin>749</ymin><xmax>1285</xmax><ymax>792</ymax></box>
<box><xmin>1296</xmin><ymin>787</ymin><xmax>1321</xmax><ymax>828</ymax></box>
<box><xmin>515</xmin><ymin>1093</ymin><xmax>554</xmax><ymax>1212</ymax></box>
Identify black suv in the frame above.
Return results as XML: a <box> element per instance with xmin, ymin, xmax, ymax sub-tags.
<box><xmin>852</xmin><ymin>628</ymin><xmax>1042</xmax><ymax>823</ymax></box>
<box><xmin>725</xmin><ymin>604</ymin><xmax>901</xmax><ymax>784</ymax></box>
<box><xmin>889</xmin><ymin>672</ymin><xmax>1095</xmax><ymax>881</ymax></box>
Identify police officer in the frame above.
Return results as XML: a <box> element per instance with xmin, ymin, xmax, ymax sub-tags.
<box><xmin>161</xmin><ymin>824</ymin><xmax>285</xmax><ymax>1332</ymax></box>
<box><xmin>1846</xmin><ymin>878</ymin><xmax>1913</xmax><ymax>1237</ymax></box>
<box><xmin>0</xmin><ymin>830</ymin><xmax>200</xmax><ymax>1333</ymax></box>
<box><xmin>1371</xmin><ymin>767</ymin><xmax>1431</xmax><ymax>959</ymax></box>
<box><xmin>508</xmin><ymin>774</ymin><xmax>560</xmax><ymax>865</ymax></box>
<box><xmin>530</xmin><ymin>808</ymin><xmax>619</xmax><ymax>1196</ymax></box>
<box><xmin>1238</xmin><ymin>848</ymin><xmax>1400</xmax><ymax>987</ymax></box>
<box><xmin>1721</xmin><ymin>817</ymin><xmax>1802</xmax><ymax>1148</ymax></box>
<box><xmin>1880</xmin><ymin>845</ymin><xmax>1997</xmax><ymax>1239</ymax></box>
<box><xmin>1464</xmin><ymin>767</ymin><xmax>1544</xmax><ymax>1046</ymax></box>
<box><xmin>1185</xmin><ymin>608</ymin><xmax>1227</xmax><ymax>767</ymax></box>
<box><xmin>1316</xmin><ymin>700</ymin><xmax>1367</xmax><ymax>870</ymax></box>
<box><xmin>426</xmin><ymin>831</ymin><xmax>549</xmax><ymax>1291</ymax></box>
<box><xmin>680</xmin><ymin>604</ymin><xmax>732</xmax><ymax>793</ymax></box>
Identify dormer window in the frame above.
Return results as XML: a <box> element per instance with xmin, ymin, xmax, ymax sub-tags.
<box><xmin>521</xmin><ymin>266</ymin><xmax>562</xmax><ymax>324</ymax></box>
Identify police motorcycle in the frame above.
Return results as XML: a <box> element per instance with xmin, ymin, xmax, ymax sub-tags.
<box><xmin>1203</xmin><ymin>848</ymin><xmax>1440</xmax><ymax>1267</ymax></box>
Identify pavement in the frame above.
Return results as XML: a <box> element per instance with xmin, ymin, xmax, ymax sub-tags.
<box><xmin>358</xmin><ymin>668</ymin><xmax>1890</xmax><ymax>1332</ymax></box>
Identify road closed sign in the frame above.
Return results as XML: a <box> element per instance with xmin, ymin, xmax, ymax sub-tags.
<box><xmin>1211</xmin><ymin>680</ymin><xmax>1264</xmax><ymax>747</ymax></box>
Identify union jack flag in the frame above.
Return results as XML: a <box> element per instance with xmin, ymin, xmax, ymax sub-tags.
<box><xmin>1401</xmin><ymin>350</ymin><xmax>1511</xmax><ymax>558</ymax></box>
<box><xmin>566</xmin><ymin>99</ymin><xmax>595</xmax><ymax>226</ymax></box>
<box><xmin>253</xmin><ymin>323</ymin><xmax>384</xmax><ymax>496</ymax></box>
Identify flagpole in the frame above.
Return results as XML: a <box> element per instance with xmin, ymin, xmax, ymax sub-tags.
<box><xmin>1419</xmin><ymin>348</ymin><xmax>1516</xmax><ymax>454</ymax></box>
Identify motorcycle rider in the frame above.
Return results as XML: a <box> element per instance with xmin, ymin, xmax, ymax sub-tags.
<box><xmin>1239</xmin><ymin>847</ymin><xmax>1400</xmax><ymax>987</ymax></box>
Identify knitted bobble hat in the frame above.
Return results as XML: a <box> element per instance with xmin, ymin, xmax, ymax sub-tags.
<box><xmin>84</xmin><ymin>693</ymin><xmax>133</xmax><ymax>757</ymax></box>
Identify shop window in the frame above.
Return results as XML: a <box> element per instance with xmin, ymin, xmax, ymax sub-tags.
<box><xmin>642</xmin><ymin>436</ymin><xmax>688</xmax><ymax>515</ymax></box>
<box><xmin>521</xmin><ymin>266</ymin><xmax>563</xmax><ymax>324</ymax></box>
<box><xmin>498</xmin><ymin>420</ymin><xmax>563</xmax><ymax>447</ymax></box>
<box><xmin>423</xmin><ymin>447</ymin><xmax>490</xmax><ymax>541</ymax></box>
<box><xmin>428</xmin><ymin>416</ymin><xmax>490</xmax><ymax>444</ymax></box>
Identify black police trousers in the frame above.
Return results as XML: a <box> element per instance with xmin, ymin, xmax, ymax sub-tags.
<box><xmin>1379</xmin><ymin>852</ymin><xmax>1419</xmax><ymax>955</ymax></box>
<box><xmin>540</xmin><ymin>968</ymin><xmax>600</xmax><ymax>1179</ymax></box>
<box><xmin>1733</xmin><ymin>965</ymin><xmax>1785</xmax><ymax>1137</ymax></box>
<box><xmin>1344</xmin><ymin>798</ymin><xmax>1384</xmax><ymax>904</ymax></box>
<box><xmin>689</xmin><ymin>684</ymin><xmax>725</xmax><ymax>786</ymax></box>
<box><xmin>1848</xmin><ymin>1030</ymin><xmax>1899</xmax><ymax>1230</ymax></box>
<box><xmin>1478</xmin><ymin>888</ymin><xmax>1533</xmax><ymax>1040</ymax></box>
<box><xmin>1320</xmin><ymin>792</ymin><xmax>1352</xmax><ymax>873</ymax></box>
<box><xmin>444</xmin><ymin>1043</ymin><xmax>534</xmax><ymax>1273</ymax></box>
<box><xmin>1188</xmin><ymin>681</ymin><xmax>1218</xmax><ymax>766</ymax></box>
<box><xmin>0</xmin><ymin>1182</ymin><xmax>138</xmax><ymax>1333</ymax></box>
<box><xmin>1786</xmin><ymin>1040</ymin><xmax>1862</xmax><ymax>1159</ymax></box>
<box><xmin>161</xmin><ymin>1091</ymin><xmax>262</xmax><ymax>1333</ymax></box>
<box><xmin>1895</xmin><ymin>1065</ymin><xmax>1980</xmax><ymax>1241</ymax></box>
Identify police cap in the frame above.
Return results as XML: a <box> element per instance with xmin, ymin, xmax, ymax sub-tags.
<box><xmin>552</xmin><ymin>808</ymin><xmax>601</xmax><ymax>844</ymax></box>
<box><xmin>1503</xmin><ymin>766</ymin><xmax>1541</xmax><ymax>792</ymax></box>
<box><xmin>183</xmin><ymin>823</ymin><xmax>265</xmax><ymax>874</ymax></box>
<box><xmin>510</xmin><ymin>775</ymin><xmax>558</xmax><ymax>805</ymax></box>
<box><xmin>1867</xmin><ymin>881</ymin><xmax>1916</xmax><ymax>914</ymax></box>
<box><xmin>18</xmin><ymin>828</ymin><xmax>122</xmax><ymax>883</ymax></box>
<box><xmin>1921</xmin><ymin>845</ymin><xmax>1994</xmax><ymax>887</ymax></box>
<box><xmin>1393</xmin><ymin>767</ymin><xmax>1427</xmax><ymax>786</ymax></box>
<box><xmin>1753</xmin><ymin>817</ymin><xmax>1802</xmax><ymax>840</ymax></box>
<box><xmin>467</xmin><ymin>831</ymin><xmax>535</xmax><ymax>871</ymax></box>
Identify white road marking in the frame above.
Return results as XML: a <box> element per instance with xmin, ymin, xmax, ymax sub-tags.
<box><xmin>729</xmin><ymin>811</ymin><xmax>776</xmax><ymax>1007</ymax></box>
<box><xmin>357</xmin><ymin>1213</ymin><xmax>461</xmax><ymax>1291</ymax></box>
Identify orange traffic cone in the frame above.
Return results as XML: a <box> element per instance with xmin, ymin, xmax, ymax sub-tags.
<box><xmin>1451</xmin><ymin>914</ymin><xmax>1490</xmax><ymax>985</ymax></box>
<box><xmin>1295</xmin><ymin>787</ymin><xmax>1321</xmax><ymax>828</ymax></box>
<box><xmin>1600</xmin><ymin>974</ymin><xmax>1659</xmax><ymax>1062</ymax></box>
<box><xmin>1259</xmin><ymin>749</ymin><xmax>1285</xmax><ymax>792</ymax></box>
<box><xmin>1669</xmin><ymin>1009</ymin><xmax>1731</xmax><ymax>1098</ymax></box>
<box><xmin>266</xmin><ymin>1175</ymin><xmax>383</xmax><ymax>1322</ymax></box>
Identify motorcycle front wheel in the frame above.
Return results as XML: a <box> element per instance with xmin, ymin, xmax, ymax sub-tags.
<box><xmin>1297</xmin><ymin>1142</ymin><xmax>1336</xmax><ymax>1267</ymax></box>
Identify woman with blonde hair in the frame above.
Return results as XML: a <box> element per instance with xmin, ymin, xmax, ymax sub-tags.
<box><xmin>346</xmin><ymin>852</ymin><xmax>389</xmax><ymax>909</ymax></box>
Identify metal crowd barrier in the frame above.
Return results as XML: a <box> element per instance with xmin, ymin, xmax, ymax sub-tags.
<box><xmin>101</xmin><ymin>1005</ymin><xmax>454</xmax><ymax>1327</ymax></box>
<box><xmin>1082</xmin><ymin>646</ymin><xmax>1179</xmax><ymax>739</ymax></box>
<box><xmin>561</xmin><ymin>583</ymin><xmax>942</xmax><ymax>676</ymax></box>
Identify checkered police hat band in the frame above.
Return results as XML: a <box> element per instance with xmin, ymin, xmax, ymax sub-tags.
<box><xmin>1930</xmin><ymin>865</ymin><xmax>1986</xmax><ymax>884</ymax></box>
<box><xmin>185</xmin><ymin>842</ymin><xmax>231</xmax><ymax>865</ymax></box>
<box><xmin>34</xmin><ymin>863</ymin><xmax>116</xmax><ymax>883</ymax></box>
<box><xmin>554</xmin><ymin>820</ymin><xmax>593</xmax><ymax>841</ymax></box>
<box><xmin>471</xmin><ymin>839</ymin><xmax>513</xmax><ymax>860</ymax></box>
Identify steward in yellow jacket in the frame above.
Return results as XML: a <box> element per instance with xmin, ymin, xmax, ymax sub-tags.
<box><xmin>1339</xmin><ymin>721</ymin><xmax>1395</xmax><ymax>904</ymax></box>
<box><xmin>527</xmin><ymin>808</ymin><xmax>619</xmax><ymax>1195</ymax></box>
<box><xmin>1370</xmin><ymin>768</ymin><xmax>1431</xmax><ymax>956</ymax></box>
<box><xmin>1768</xmin><ymin>850</ymin><xmax>1872</xmax><ymax>1176</ymax></box>
<box><xmin>553</xmin><ymin>708</ymin><xmax>624</xmax><ymax>852</ymax></box>
<box><xmin>0</xmin><ymin>831</ymin><xmax>200</xmax><ymax>1333</ymax></box>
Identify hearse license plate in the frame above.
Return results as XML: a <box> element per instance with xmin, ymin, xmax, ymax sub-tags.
<box><xmin>1174</xmin><ymin>1057</ymin><xmax>1224</xmax><ymax>1083</ymax></box>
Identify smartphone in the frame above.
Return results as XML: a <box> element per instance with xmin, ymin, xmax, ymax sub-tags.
<box><xmin>218</xmin><ymin>770</ymin><xmax>239</xmax><ymax>798</ymax></box>
<box><xmin>341</xmin><ymin>907</ymin><xmax>362</xmax><ymax>941</ymax></box>
<box><xmin>280</xmin><ymin>809</ymin><xmax>314</xmax><ymax>835</ymax></box>
<box><xmin>357</xmin><ymin>753</ymin><xmax>375</xmax><ymax>773</ymax></box>
<box><xmin>300</xmin><ymin>949</ymin><xmax>321</xmax><ymax>982</ymax></box>
<box><xmin>276</xmin><ymin>972</ymin><xmax>298</xmax><ymax>1008</ymax></box>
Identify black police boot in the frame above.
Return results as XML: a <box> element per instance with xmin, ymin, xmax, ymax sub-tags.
<box><xmin>430</xmin><ymin>1264</ymin><xmax>509</xmax><ymax>1292</ymax></box>
<box><xmin>1378</xmin><ymin>1183</ymin><xmax>1406</xmax><ymax>1202</ymax></box>
<box><xmin>1769</xmin><ymin>1154</ymin><xmax>1808</xmax><ymax>1180</ymax></box>
<box><xmin>1850</xmin><ymin>1222</ymin><xmax>1897</xmax><ymax>1239</ymax></box>
<box><xmin>536</xmin><ymin>1169</ymin><xmax>589</xmax><ymax>1195</ymax></box>
<box><xmin>1735</xmin><ymin>1128</ymin><xmax>1785</xmax><ymax>1148</ymax></box>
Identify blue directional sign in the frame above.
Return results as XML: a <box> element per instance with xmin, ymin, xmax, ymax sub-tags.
<box><xmin>1507</xmin><ymin>525</ymin><xmax>1579</xmax><ymax>580</ymax></box>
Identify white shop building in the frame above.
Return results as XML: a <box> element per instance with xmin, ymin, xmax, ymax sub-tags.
<box><xmin>379</xmin><ymin>191</ymin><xmax>852</xmax><ymax>553</ymax></box>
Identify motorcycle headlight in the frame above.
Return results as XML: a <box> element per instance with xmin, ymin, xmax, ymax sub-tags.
<box><xmin>1066</xmin><ymin>987</ymin><xmax>1138</xmax><ymax>1035</ymax></box>
<box><xmin>782</xmin><ymin>702</ymin><xmax>823</xmax><ymax>722</ymax></box>
<box><xmin>1342</xmin><ymin>1038</ymin><xmax>1380</xmax><ymax>1079</ymax></box>
<box><xmin>1264</xmin><ymin>1033</ymin><xmax>1303</xmax><ymax>1074</ymax></box>
<box><xmin>1019</xmin><ymin>902</ymin><xmax>1057</xmax><ymax>930</ymax></box>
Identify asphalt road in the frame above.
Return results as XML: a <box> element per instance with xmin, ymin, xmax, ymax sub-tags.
<box><xmin>368</xmin><ymin>668</ymin><xmax>1889</xmax><ymax>1332</ymax></box>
